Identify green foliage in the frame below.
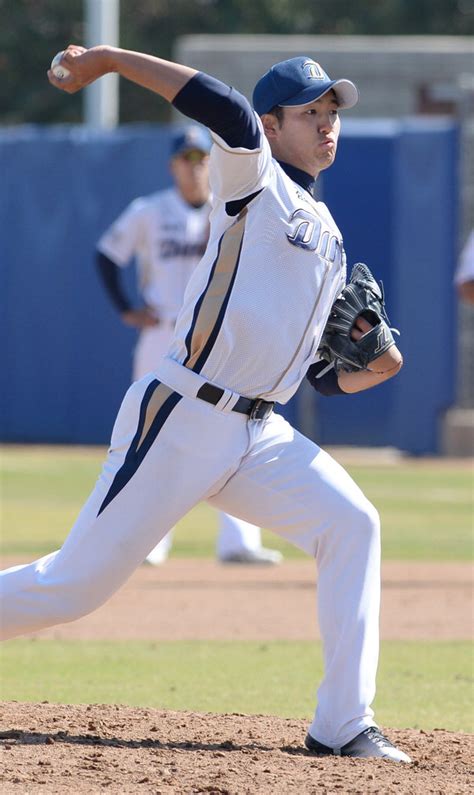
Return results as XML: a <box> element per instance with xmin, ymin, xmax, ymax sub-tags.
<box><xmin>1</xmin><ymin>0</ymin><xmax>473</xmax><ymax>123</ymax></box>
<box><xmin>0</xmin><ymin>446</ymin><xmax>472</xmax><ymax>561</ymax></box>
<box><xmin>1</xmin><ymin>639</ymin><xmax>471</xmax><ymax>732</ymax></box>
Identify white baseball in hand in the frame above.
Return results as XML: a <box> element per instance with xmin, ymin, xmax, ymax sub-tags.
<box><xmin>51</xmin><ymin>51</ymin><xmax>71</xmax><ymax>79</ymax></box>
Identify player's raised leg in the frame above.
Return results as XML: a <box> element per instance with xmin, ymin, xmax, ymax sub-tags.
<box><xmin>0</xmin><ymin>377</ymin><xmax>251</xmax><ymax>640</ymax></box>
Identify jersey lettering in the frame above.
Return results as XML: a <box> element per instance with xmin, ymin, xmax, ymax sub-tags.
<box><xmin>287</xmin><ymin>209</ymin><xmax>343</xmax><ymax>263</ymax></box>
<box><xmin>159</xmin><ymin>240</ymin><xmax>207</xmax><ymax>259</ymax></box>
<box><xmin>287</xmin><ymin>209</ymin><xmax>321</xmax><ymax>251</ymax></box>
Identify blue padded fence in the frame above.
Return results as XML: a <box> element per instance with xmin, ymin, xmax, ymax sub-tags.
<box><xmin>0</xmin><ymin>120</ymin><xmax>458</xmax><ymax>453</ymax></box>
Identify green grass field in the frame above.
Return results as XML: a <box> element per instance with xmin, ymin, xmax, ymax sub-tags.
<box><xmin>0</xmin><ymin>445</ymin><xmax>472</xmax><ymax>732</ymax></box>
<box><xmin>1</xmin><ymin>445</ymin><xmax>472</xmax><ymax>560</ymax></box>
<box><xmin>1</xmin><ymin>639</ymin><xmax>472</xmax><ymax>733</ymax></box>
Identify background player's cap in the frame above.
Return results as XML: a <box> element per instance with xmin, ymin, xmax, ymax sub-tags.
<box><xmin>171</xmin><ymin>126</ymin><xmax>212</xmax><ymax>157</ymax></box>
<box><xmin>252</xmin><ymin>56</ymin><xmax>359</xmax><ymax>115</ymax></box>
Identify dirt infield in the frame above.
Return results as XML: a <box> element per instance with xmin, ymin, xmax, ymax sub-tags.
<box><xmin>1</xmin><ymin>559</ymin><xmax>473</xmax><ymax>792</ymax></box>
<box><xmin>1</xmin><ymin>703</ymin><xmax>472</xmax><ymax>794</ymax></box>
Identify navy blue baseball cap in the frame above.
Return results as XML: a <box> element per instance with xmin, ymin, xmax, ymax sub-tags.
<box><xmin>252</xmin><ymin>56</ymin><xmax>358</xmax><ymax>115</ymax></box>
<box><xmin>171</xmin><ymin>126</ymin><xmax>211</xmax><ymax>157</ymax></box>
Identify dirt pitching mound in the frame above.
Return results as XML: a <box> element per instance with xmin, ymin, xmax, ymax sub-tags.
<box><xmin>1</xmin><ymin>702</ymin><xmax>472</xmax><ymax>794</ymax></box>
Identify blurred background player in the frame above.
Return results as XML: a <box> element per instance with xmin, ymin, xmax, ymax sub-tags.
<box><xmin>96</xmin><ymin>125</ymin><xmax>282</xmax><ymax>566</ymax></box>
<box><xmin>455</xmin><ymin>228</ymin><xmax>474</xmax><ymax>305</ymax></box>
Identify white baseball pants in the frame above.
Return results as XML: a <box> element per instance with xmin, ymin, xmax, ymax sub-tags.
<box><xmin>0</xmin><ymin>364</ymin><xmax>380</xmax><ymax>748</ymax></box>
<box><xmin>133</xmin><ymin>324</ymin><xmax>264</xmax><ymax>561</ymax></box>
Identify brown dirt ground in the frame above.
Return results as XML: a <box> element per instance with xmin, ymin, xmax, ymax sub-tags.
<box><xmin>1</xmin><ymin>558</ymin><xmax>473</xmax><ymax>793</ymax></box>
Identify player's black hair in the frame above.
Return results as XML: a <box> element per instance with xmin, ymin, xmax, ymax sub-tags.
<box><xmin>268</xmin><ymin>105</ymin><xmax>285</xmax><ymax>125</ymax></box>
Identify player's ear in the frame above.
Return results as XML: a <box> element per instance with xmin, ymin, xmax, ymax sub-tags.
<box><xmin>261</xmin><ymin>113</ymin><xmax>280</xmax><ymax>140</ymax></box>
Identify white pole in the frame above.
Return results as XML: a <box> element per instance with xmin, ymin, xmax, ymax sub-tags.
<box><xmin>84</xmin><ymin>0</ymin><xmax>120</xmax><ymax>128</ymax></box>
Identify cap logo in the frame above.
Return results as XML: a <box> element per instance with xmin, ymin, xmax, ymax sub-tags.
<box><xmin>303</xmin><ymin>60</ymin><xmax>325</xmax><ymax>80</ymax></box>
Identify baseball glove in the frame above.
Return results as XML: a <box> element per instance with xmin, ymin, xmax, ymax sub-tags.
<box><xmin>318</xmin><ymin>262</ymin><xmax>399</xmax><ymax>373</ymax></box>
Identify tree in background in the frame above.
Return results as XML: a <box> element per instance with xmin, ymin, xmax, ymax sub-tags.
<box><xmin>1</xmin><ymin>0</ymin><xmax>473</xmax><ymax>124</ymax></box>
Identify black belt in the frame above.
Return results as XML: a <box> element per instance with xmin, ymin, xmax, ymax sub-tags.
<box><xmin>196</xmin><ymin>382</ymin><xmax>274</xmax><ymax>421</ymax></box>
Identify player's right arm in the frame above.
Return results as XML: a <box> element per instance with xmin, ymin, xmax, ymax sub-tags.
<box><xmin>48</xmin><ymin>46</ymin><xmax>196</xmax><ymax>101</ymax></box>
<box><xmin>48</xmin><ymin>46</ymin><xmax>270</xmax><ymax>201</ymax></box>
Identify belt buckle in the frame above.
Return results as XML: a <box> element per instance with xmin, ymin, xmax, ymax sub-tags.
<box><xmin>250</xmin><ymin>399</ymin><xmax>273</xmax><ymax>421</ymax></box>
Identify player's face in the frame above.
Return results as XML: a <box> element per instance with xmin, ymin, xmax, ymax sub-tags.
<box><xmin>264</xmin><ymin>91</ymin><xmax>341</xmax><ymax>178</ymax></box>
<box><xmin>170</xmin><ymin>149</ymin><xmax>210</xmax><ymax>205</ymax></box>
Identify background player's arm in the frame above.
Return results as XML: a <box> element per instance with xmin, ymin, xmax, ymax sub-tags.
<box><xmin>96</xmin><ymin>252</ymin><xmax>158</xmax><ymax>329</ymax></box>
<box><xmin>96</xmin><ymin>200</ymin><xmax>159</xmax><ymax>329</ymax></box>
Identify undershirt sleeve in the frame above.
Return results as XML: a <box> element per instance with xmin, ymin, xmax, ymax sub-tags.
<box><xmin>306</xmin><ymin>361</ymin><xmax>345</xmax><ymax>397</ymax></box>
<box><xmin>172</xmin><ymin>72</ymin><xmax>260</xmax><ymax>150</ymax></box>
<box><xmin>96</xmin><ymin>251</ymin><xmax>132</xmax><ymax>313</ymax></box>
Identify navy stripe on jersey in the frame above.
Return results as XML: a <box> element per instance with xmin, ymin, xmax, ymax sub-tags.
<box><xmin>98</xmin><ymin>380</ymin><xmax>182</xmax><ymax>515</ymax></box>
<box><xmin>173</xmin><ymin>72</ymin><xmax>260</xmax><ymax>150</ymax></box>
<box><xmin>191</xmin><ymin>236</ymin><xmax>243</xmax><ymax>373</ymax></box>
<box><xmin>183</xmin><ymin>240</ymin><xmax>223</xmax><ymax>368</ymax></box>
<box><xmin>183</xmin><ymin>210</ymin><xmax>247</xmax><ymax>373</ymax></box>
<box><xmin>225</xmin><ymin>188</ymin><xmax>263</xmax><ymax>217</ymax></box>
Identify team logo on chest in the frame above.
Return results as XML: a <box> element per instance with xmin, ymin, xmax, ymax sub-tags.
<box><xmin>286</xmin><ymin>208</ymin><xmax>342</xmax><ymax>263</ymax></box>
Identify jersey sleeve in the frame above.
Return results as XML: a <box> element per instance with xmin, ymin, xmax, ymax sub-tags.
<box><xmin>96</xmin><ymin>199</ymin><xmax>147</xmax><ymax>267</ymax></box>
<box><xmin>172</xmin><ymin>71</ymin><xmax>273</xmax><ymax>202</ymax></box>
<box><xmin>208</xmin><ymin>116</ymin><xmax>273</xmax><ymax>202</ymax></box>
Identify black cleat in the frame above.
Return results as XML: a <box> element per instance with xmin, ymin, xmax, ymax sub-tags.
<box><xmin>305</xmin><ymin>726</ymin><xmax>411</xmax><ymax>763</ymax></box>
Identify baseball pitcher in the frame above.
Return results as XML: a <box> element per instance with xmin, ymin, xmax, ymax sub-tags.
<box><xmin>0</xmin><ymin>46</ymin><xmax>410</xmax><ymax>763</ymax></box>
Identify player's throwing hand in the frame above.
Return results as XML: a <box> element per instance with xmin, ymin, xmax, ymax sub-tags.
<box><xmin>47</xmin><ymin>45</ymin><xmax>110</xmax><ymax>93</ymax></box>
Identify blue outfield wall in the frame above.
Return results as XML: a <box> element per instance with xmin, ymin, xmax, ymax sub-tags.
<box><xmin>0</xmin><ymin>120</ymin><xmax>458</xmax><ymax>453</ymax></box>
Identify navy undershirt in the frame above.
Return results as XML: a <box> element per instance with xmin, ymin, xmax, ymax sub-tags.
<box><xmin>96</xmin><ymin>251</ymin><xmax>131</xmax><ymax>313</ymax></box>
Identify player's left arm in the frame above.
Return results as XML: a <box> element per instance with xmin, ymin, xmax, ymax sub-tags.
<box><xmin>337</xmin><ymin>316</ymin><xmax>403</xmax><ymax>393</ymax></box>
<box><xmin>307</xmin><ymin>316</ymin><xmax>403</xmax><ymax>396</ymax></box>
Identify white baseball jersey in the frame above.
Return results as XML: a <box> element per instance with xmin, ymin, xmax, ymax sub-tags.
<box><xmin>455</xmin><ymin>229</ymin><xmax>474</xmax><ymax>285</ymax></box>
<box><xmin>169</xmin><ymin>115</ymin><xmax>346</xmax><ymax>404</ymax></box>
<box><xmin>97</xmin><ymin>187</ymin><xmax>210</xmax><ymax>324</ymax></box>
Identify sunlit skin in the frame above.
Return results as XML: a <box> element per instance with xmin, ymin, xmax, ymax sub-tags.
<box><xmin>262</xmin><ymin>92</ymin><xmax>341</xmax><ymax>179</ymax></box>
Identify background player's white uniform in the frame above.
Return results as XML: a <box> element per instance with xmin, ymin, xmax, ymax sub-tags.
<box><xmin>97</xmin><ymin>186</ymin><xmax>278</xmax><ymax>564</ymax></box>
<box><xmin>97</xmin><ymin>187</ymin><xmax>209</xmax><ymax>382</ymax></box>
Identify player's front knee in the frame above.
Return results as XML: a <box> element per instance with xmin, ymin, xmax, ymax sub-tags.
<box><xmin>352</xmin><ymin>499</ymin><xmax>380</xmax><ymax>547</ymax></box>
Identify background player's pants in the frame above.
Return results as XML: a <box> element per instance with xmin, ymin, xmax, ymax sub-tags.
<box><xmin>0</xmin><ymin>370</ymin><xmax>380</xmax><ymax>748</ymax></box>
<box><xmin>133</xmin><ymin>323</ymin><xmax>265</xmax><ymax>563</ymax></box>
